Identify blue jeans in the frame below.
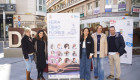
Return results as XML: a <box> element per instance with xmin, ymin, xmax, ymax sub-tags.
<box><xmin>24</xmin><ymin>54</ymin><xmax>33</xmax><ymax>72</ymax></box>
<box><xmin>80</xmin><ymin>48</ymin><xmax>91</xmax><ymax>80</ymax></box>
<box><xmin>94</xmin><ymin>54</ymin><xmax>104</xmax><ymax>80</ymax></box>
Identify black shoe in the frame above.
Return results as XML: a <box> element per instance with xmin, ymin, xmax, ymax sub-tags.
<box><xmin>106</xmin><ymin>75</ymin><xmax>114</xmax><ymax>79</ymax></box>
<box><xmin>37</xmin><ymin>78</ymin><xmax>40</xmax><ymax>80</ymax></box>
<box><xmin>94</xmin><ymin>76</ymin><xmax>98</xmax><ymax>79</ymax></box>
<box><xmin>115</xmin><ymin>78</ymin><xmax>120</xmax><ymax>80</ymax></box>
<box><xmin>40</xmin><ymin>74</ymin><xmax>45</xmax><ymax>80</ymax></box>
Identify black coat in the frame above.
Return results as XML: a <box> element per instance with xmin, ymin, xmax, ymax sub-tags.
<box><xmin>107</xmin><ymin>32</ymin><xmax>126</xmax><ymax>56</ymax></box>
<box><xmin>21</xmin><ymin>35</ymin><xmax>35</xmax><ymax>59</ymax></box>
<box><xmin>34</xmin><ymin>39</ymin><xmax>46</xmax><ymax>69</ymax></box>
<box><xmin>80</xmin><ymin>36</ymin><xmax>94</xmax><ymax>59</ymax></box>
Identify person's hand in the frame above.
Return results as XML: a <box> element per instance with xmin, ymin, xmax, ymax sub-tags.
<box><xmin>104</xmin><ymin>54</ymin><xmax>107</xmax><ymax>56</ymax></box>
<box><xmin>25</xmin><ymin>59</ymin><xmax>28</xmax><ymax>61</ymax></box>
<box><xmin>116</xmin><ymin>52</ymin><xmax>120</xmax><ymax>55</ymax></box>
<box><xmin>89</xmin><ymin>56</ymin><xmax>93</xmax><ymax>59</ymax></box>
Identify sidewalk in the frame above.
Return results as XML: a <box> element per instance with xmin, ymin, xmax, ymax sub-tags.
<box><xmin>0</xmin><ymin>51</ymin><xmax>140</xmax><ymax>80</ymax></box>
<box><xmin>0</xmin><ymin>53</ymin><xmax>47</xmax><ymax>80</ymax></box>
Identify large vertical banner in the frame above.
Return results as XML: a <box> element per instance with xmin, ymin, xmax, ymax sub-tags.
<box><xmin>47</xmin><ymin>13</ymin><xmax>80</xmax><ymax>79</ymax></box>
<box><xmin>110</xmin><ymin>19</ymin><xmax>133</xmax><ymax>64</ymax></box>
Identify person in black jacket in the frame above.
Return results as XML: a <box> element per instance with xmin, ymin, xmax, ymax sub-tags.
<box><xmin>106</xmin><ymin>26</ymin><xmax>126</xmax><ymax>80</ymax></box>
<box><xmin>80</xmin><ymin>28</ymin><xmax>94</xmax><ymax>80</ymax></box>
<box><xmin>21</xmin><ymin>28</ymin><xmax>35</xmax><ymax>80</ymax></box>
<box><xmin>33</xmin><ymin>30</ymin><xmax>47</xmax><ymax>80</ymax></box>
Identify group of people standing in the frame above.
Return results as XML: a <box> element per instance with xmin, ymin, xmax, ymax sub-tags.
<box><xmin>80</xmin><ymin>25</ymin><xmax>126</xmax><ymax>80</ymax></box>
<box><xmin>21</xmin><ymin>25</ymin><xmax>125</xmax><ymax>80</ymax></box>
<box><xmin>21</xmin><ymin>28</ymin><xmax>47</xmax><ymax>80</ymax></box>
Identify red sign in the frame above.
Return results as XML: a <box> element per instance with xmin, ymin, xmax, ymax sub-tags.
<box><xmin>133</xmin><ymin>8</ymin><xmax>140</xmax><ymax>13</ymax></box>
<box><xmin>110</xmin><ymin>20</ymin><xmax>116</xmax><ymax>24</ymax></box>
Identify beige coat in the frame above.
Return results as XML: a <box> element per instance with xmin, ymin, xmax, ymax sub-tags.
<box><xmin>92</xmin><ymin>33</ymin><xmax>108</xmax><ymax>58</ymax></box>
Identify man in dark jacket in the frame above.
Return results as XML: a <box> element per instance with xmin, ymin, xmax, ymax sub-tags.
<box><xmin>106</xmin><ymin>26</ymin><xmax>126</xmax><ymax>80</ymax></box>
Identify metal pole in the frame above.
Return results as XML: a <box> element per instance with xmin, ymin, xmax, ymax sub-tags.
<box><xmin>3</xmin><ymin>10</ymin><xmax>6</xmax><ymax>47</ymax></box>
<box><xmin>139</xmin><ymin>12</ymin><xmax>140</xmax><ymax>28</ymax></box>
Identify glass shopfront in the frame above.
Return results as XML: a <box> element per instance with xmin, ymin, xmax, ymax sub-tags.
<box><xmin>0</xmin><ymin>14</ymin><xmax>13</xmax><ymax>39</ymax></box>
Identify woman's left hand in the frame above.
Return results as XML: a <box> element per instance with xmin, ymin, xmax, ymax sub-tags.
<box><xmin>89</xmin><ymin>56</ymin><xmax>93</xmax><ymax>59</ymax></box>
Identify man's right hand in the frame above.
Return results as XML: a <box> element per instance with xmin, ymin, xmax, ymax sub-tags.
<box><xmin>25</xmin><ymin>59</ymin><xmax>28</xmax><ymax>61</ymax></box>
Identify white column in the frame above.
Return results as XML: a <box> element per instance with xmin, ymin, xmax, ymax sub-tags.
<box><xmin>36</xmin><ymin>0</ymin><xmax>39</xmax><ymax>11</ymax></box>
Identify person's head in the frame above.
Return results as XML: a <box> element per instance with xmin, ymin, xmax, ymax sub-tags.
<box><xmin>82</xmin><ymin>28</ymin><xmax>90</xmax><ymax>37</ymax></box>
<box><xmin>73</xmin><ymin>58</ymin><xmax>76</xmax><ymax>61</ymax></box>
<box><xmin>59</xmin><ymin>58</ymin><xmax>62</xmax><ymax>62</ymax></box>
<box><xmin>73</xmin><ymin>44</ymin><xmax>76</xmax><ymax>48</ymax></box>
<box><xmin>96</xmin><ymin>25</ymin><xmax>103</xmax><ymax>33</ymax></box>
<box><xmin>24</xmin><ymin>28</ymin><xmax>31</xmax><ymax>37</ymax></box>
<box><xmin>109</xmin><ymin>26</ymin><xmax>116</xmax><ymax>35</ymax></box>
<box><xmin>64</xmin><ymin>44</ymin><xmax>69</xmax><ymax>49</ymax></box>
<box><xmin>65</xmin><ymin>58</ymin><xmax>69</xmax><ymax>63</ymax></box>
<box><xmin>35</xmin><ymin>30</ymin><xmax>47</xmax><ymax>41</ymax></box>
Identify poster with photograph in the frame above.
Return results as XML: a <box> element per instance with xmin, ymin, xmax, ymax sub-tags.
<box><xmin>118</xmin><ymin>0</ymin><xmax>126</xmax><ymax>11</ymax></box>
<box><xmin>110</xmin><ymin>19</ymin><xmax>133</xmax><ymax>64</ymax></box>
<box><xmin>47</xmin><ymin>13</ymin><xmax>80</xmax><ymax>79</ymax></box>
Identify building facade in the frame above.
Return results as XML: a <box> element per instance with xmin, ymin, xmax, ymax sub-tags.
<box><xmin>0</xmin><ymin>0</ymin><xmax>47</xmax><ymax>39</ymax></box>
<box><xmin>13</xmin><ymin>0</ymin><xmax>46</xmax><ymax>28</ymax></box>
<box><xmin>46</xmin><ymin>0</ymin><xmax>139</xmax><ymax>29</ymax></box>
<box><xmin>46</xmin><ymin>0</ymin><xmax>140</xmax><ymax>47</ymax></box>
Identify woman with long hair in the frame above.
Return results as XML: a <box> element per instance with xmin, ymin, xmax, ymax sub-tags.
<box><xmin>33</xmin><ymin>30</ymin><xmax>47</xmax><ymax>80</ymax></box>
<box><xmin>80</xmin><ymin>28</ymin><xmax>94</xmax><ymax>80</ymax></box>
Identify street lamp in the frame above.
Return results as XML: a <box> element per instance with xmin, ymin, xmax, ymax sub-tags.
<box><xmin>3</xmin><ymin>10</ymin><xmax>6</xmax><ymax>47</ymax></box>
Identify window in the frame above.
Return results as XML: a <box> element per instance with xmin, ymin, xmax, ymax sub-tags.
<box><xmin>39</xmin><ymin>0</ymin><xmax>42</xmax><ymax>5</ymax></box>
<box><xmin>87</xmin><ymin>3</ymin><xmax>92</xmax><ymax>11</ymax></box>
<box><xmin>96</xmin><ymin>1</ymin><xmax>98</xmax><ymax>7</ymax></box>
<box><xmin>80</xmin><ymin>24</ymin><xmax>84</xmax><ymax>29</ymax></box>
<box><xmin>6</xmin><ymin>0</ymin><xmax>16</xmax><ymax>4</ymax></box>
<box><xmin>81</xmin><ymin>6</ymin><xmax>84</xmax><ymax>14</ymax></box>
<box><xmin>75</xmin><ymin>6</ymin><xmax>84</xmax><ymax>13</ymax></box>
<box><xmin>106</xmin><ymin>0</ymin><xmax>113</xmax><ymax>5</ymax></box>
<box><xmin>37</xmin><ymin>0</ymin><xmax>46</xmax><ymax>12</ymax></box>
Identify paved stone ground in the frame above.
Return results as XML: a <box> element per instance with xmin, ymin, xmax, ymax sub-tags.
<box><xmin>1</xmin><ymin>53</ymin><xmax>140</xmax><ymax>80</ymax></box>
<box><xmin>0</xmin><ymin>42</ymin><xmax>140</xmax><ymax>80</ymax></box>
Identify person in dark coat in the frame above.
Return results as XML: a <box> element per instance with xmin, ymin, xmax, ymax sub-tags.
<box><xmin>21</xmin><ymin>28</ymin><xmax>35</xmax><ymax>80</ymax></box>
<box><xmin>106</xmin><ymin>26</ymin><xmax>126</xmax><ymax>80</ymax></box>
<box><xmin>33</xmin><ymin>30</ymin><xmax>47</xmax><ymax>80</ymax></box>
<box><xmin>80</xmin><ymin>28</ymin><xmax>94</xmax><ymax>80</ymax></box>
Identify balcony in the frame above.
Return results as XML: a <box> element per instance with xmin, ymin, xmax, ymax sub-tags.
<box><xmin>81</xmin><ymin>11</ymin><xmax>131</xmax><ymax>20</ymax></box>
<box><xmin>47</xmin><ymin>0</ymin><xmax>61</xmax><ymax>9</ymax></box>
<box><xmin>51</xmin><ymin>0</ymin><xmax>86</xmax><ymax>13</ymax></box>
<box><xmin>0</xmin><ymin>4</ymin><xmax>16</xmax><ymax>13</ymax></box>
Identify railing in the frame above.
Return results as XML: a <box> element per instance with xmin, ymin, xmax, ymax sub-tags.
<box><xmin>81</xmin><ymin>12</ymin><xmax>131</xmax><ymax>20</ymax></box>
<box><xmin>51</xmin><ymin>0</ymin><xmax>85</xmax><ymax>12</ymax></box>
<box><xmin>47</xmin><ymin>0</ymin><xmax>61</xmax><ymax>9</ymax></box>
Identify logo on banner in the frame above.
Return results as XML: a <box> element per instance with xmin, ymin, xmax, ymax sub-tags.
<box><xmin>127</xmin><ymin>21</ymin><xmax>131</xmax><ymax>26</ymax></box>
<box><xmin>126</xmin><ymin>34</ymin><xmax>133</xmax><ymax>47</ymax></box>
